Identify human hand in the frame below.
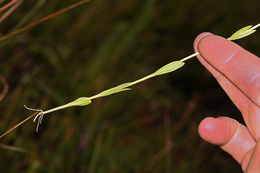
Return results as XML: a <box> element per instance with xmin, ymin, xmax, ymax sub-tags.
<box><xmin>194</xmin><ymin>33</ymin><xmax>260</xmax><ymax>172</ymax></box>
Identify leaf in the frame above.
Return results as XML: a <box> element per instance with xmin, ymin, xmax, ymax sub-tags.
<box><xmin>96</xmin><ymin>82</ymin><xmax>132</xmax><ymax>98</ymax></box>
<box><xmin>234</xmin><ymin>30</ymin><xmax>256</xmax><ymax>40</ymax></box>
<box><xmin>0</xmin><ymin>144</ymin><xmax>29</xmax><ymax>153</ymax></box>
<box><xmin>153</xmin><ymin>61</ymin><xmax>185</xmax><ymax>76</ymax></box>
<box><xmin>67</xmin><ymin>97</ymin><xmax>92</xmax><ymax>107</ymax></box>
<box><xmin>227</xmin><ymin>25</ymin><xmax>253</xmax><ymax>40</ymax></box>
<box><xmin>0</xmin><ymin>0</ymin><xmax>91</xmax><ymax>41</ymax></box>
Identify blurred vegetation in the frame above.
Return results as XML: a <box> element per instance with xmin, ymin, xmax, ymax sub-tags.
<box><xmin>0</xmin><ymin>0</ymin><xmax>259</xmax><ymax>172</ymax></box>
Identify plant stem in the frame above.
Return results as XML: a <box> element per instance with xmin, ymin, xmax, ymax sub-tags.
<box><xmin>42</xmin><ymin>52</ymin><xmax>209</xmax><ymax>113</ymax></box>
<box><xmin>180</xmin><ymin>52</ymin><xmax>199</xmax><ymax>62</ymax></box>
<box><xmin>88</xmin><ymin>74</ymin><xmax>155</xmax><ymax>100</ymax></box>
<box><xmin>249</xmin><ymin>23</ymin><xmax>260</xmax><ymax>32</ymax></box>
<box><xmin>0</xmin><ymin>0</ymin><xmax>92</xmax><ymax>41</ymax></box>
<box><xmin>0</xmin><ymin>112</ymin><xmax>38</xmax><ymax>140</ymax></box>
<box><xmin>43</xmin><ymin>103</ymin><xmax>72</xmax><ymax>115</ymax></box>
<box><xmin>127</xmin><ymin>73</ymin><xmax>156</xmax><ymax>87</ymax></box>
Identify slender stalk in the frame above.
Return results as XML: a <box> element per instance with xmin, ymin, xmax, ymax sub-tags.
<box><xmin>12</xmin><ymin>0</ymin><xmax>46</xmax><ymax>30</ymax></box>
<box><xmin>43</xmin><ymin>103</ymin><xmax>71</xmax><ymax>115</ymax></box>
<box><xmin>0</xmin><ymin>0</ymin><xmax>18</xmax><ymax>14</ymax></box>
<box><xmin>0</xmin><ymin>144</ymin><xmax>28</xmax><ymax>153</ymax></box>
<box><xmin>180</xmin><ymin>52</ymin><xmax>199</xmax><ymax>62</ymax></box>
<box><xmin>123</xmin><ymin>74</ymin><xmax>155</xmax><ymax>88</ymax></box>
<box><xmin>0</xmin><ymin>74</ymin><xmax>9</xmax><ymax>102</ymax></box>
<box><xmin>0</xmin><ymin>112</ymin><xmax>38</xmax><ymax>140</ymax></box>
<box><xmin>88</xmin><ymin>74</ymin><xmax>155</xmax><ymax>100</ymax></box>
<box><xmin>0</xmin><ymin>0</ymin><xmax>21</xmax><ymax>23</ymax></box>
<box><xmin>248</xmin><ymin>23</ymin><xmax>260</xmax><ymax>32</ymax></box>
<box><xmin>0</xmin><ymin>0</ymin><xmax>91</xmax><ymax>41</ymax></box>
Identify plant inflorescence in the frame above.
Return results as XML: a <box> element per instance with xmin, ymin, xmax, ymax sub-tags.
<box><xmin>29</xmin><ymin>23</ymin><xmax>260</xmax><ymax>131</ymax></box>
<box><xmin>1</xmin><ymin>23</ymin><xmax>259</xmax><ymax>138</ymax></box>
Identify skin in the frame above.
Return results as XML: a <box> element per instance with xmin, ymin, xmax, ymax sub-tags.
<box><xmin>193</xmin><ymin>33</ymin><xmax>260</xmax><ymax>172</ymax></box>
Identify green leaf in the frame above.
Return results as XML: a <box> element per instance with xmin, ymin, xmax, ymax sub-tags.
<box><xmin>67</xmin><ymin>97</ymin><xmax>92</xmax><ymax>107</ymax></box>
<box><xmin>234</xmin><ymin>30</ymin><xmax>256</xmax><ymax>40</ymax></box>
<box><xmin>153</xmin><ymin>61</ymin><xmax>185</xmax><ymax>76</ymax></box>
<box><xmin>228</xmin><ymin>25</ymin><xmax>253</xmax><ymax>40</ymax></box>
<box><xmin>96</xmin><ymin>82</ymin><xmax>132</xmax><ymax>98</ymax></box>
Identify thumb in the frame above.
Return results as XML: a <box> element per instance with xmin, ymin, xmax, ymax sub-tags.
<box><xmin>198</xmin><ymin>116</ymin><xmax>255</xmax><ymax>171</ymax></box>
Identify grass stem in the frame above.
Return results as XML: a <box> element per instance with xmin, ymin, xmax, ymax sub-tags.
<box><xmin>180</xmin><ymin>52</ymin><xmax>199</xmax><ymax>62</ymax></box>
<box><xmin>0</xmin><ymin>112</ymin><xmax>38</xmax><ymax>140</ymax></box>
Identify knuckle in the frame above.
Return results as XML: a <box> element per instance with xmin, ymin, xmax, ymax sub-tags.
<box><xmin>248</xmin><ymin>74</ymin><xmax>260</xmax><ymax>104</ymax></box>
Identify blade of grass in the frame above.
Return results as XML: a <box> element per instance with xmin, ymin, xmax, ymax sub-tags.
<box><xmin>0</xmin><ymin>112</ymin><xmax>38</xmax><ymax>140</ymax></box>
<box><xmin>0</xmin><ymin>74</ymin><xmax>9</xmax><ymax>102</ymax></box>
<box><xmin>12</xmin><ymin>0</ymin><xmax>47</xmax><ymax>30</ymax></box>
<box><xmin>0</xmin><ymin>0</ymin><xmax>18</xmax><ymax>14</ymax></box>
<box><xmin>88</xmin><ymin>133</ymin><xmax>103</xmax><ymax>173</ymax></box>
<box><xmin>0</xmin><ymin>144</ymin><xmax>28</xmax><ymax>153</ymax></box>
<box><xmin>0</xmin><ymin>0</ymin><xmax>91</xmax><ymax>41</ymax></box>
<box><xmin>0</xmin><ymin>0</ymin><xmax>21</xmax><ymax>23</ymax></box>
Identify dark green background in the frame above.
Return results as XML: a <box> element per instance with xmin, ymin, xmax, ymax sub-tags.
<box><xmin>0</xmin><ymin>0</ymin><xmax>259</xmax><ymax>172</ymax></box>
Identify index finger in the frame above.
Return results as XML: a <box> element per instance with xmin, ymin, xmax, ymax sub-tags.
<box><xmin>194</xmin><ymin>33</ymin><xmax>260</xmax><ymax>137</ymax></box>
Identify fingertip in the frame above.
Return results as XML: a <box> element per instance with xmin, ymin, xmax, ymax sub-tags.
<box><xmin>198</xmin><ymin>116</ymin><xmax>236</xmax><ymax>145</ymax></box>
<box><xmin>199</xmin><ymin>116</ymin><xmax>256</xmax><ymax>166</ymax></box>
<box><xmin>193</xmin><ymin>32</ymin><xmax>218</xmax><ymax>74</ymax></box>
<box><xmin>198</xmin><ymin>117</ymin><xmax>215</xmax><ymax>134</ymax></box>
<box><xmin>196</xmin><ymin>34</ymin><xmax>243</xmax><ymax>72</ymax></box>
<box><xmin>193</xmin><ymin>32</ymin><xmax>214</xmax><ymax>53</ymax></box>
<box><xmin>198</xmin><ymin>117</ymin><xmax>218</xmax><ymax>144</ymax></box>
<box><xmin>197</xmin><ymin>34</ymin><xmax>230</xmax><ymax>60</ymax></box>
